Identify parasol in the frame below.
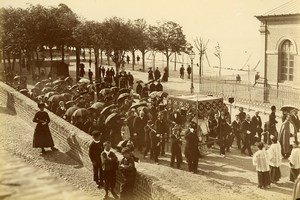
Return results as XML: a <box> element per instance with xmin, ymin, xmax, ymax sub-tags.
<box><xmin>34</xmin><ymin>81</ymin><xmax>42</xmax><ymax>88</ymax></box>
<box><xmin>65</xmin><ymin>106</ymin><xmax>79</xmax><ymax>119</ymax></box>
<box><xmin>78</xmin><ymin>78</ymin><xmax>90</xmax><ymax>84</ymax></box>
<box><xmin>105</xmin><ymin>112</ymin><xmax>120</xmax><ymax>125</ymax></box>
<box><xmin>91</xmin><ymin>102</ymin><xmax>105</xmax><ymax>110</ymax></box>
<box><xmin>117</xmin><ymin>93</ymin><xmax>130</xmax><ymax>102</ymax></box>
<box><xmin>53</xmin><ymin>79</ymin><xmax>65</xmax><ymax>85</ymax></box>
<box><xmin>48</xmin><ymin>94</ymin><xmax>65</xmax><ymax>102</ymax></box>
<box><xmin>146</xmin><ymin>79</ymin><xmax>155</xmax><ymax>85</ymax></box>
<box><xmin>45</xmin><ymin>82</ymin><xmax>53</xmax><ymax>87</ymax></box>
<box><xmin>111</xmin><ymin>86</ymin><xmax>119</xmax><ymax>93</ymax></box>
<box><xmin>72</xmin><ymin>108</ymin><xmax>90</xmax><ymax>118</ymax></box>
<box><xmin>41</xmin><ymin>87</ymin><xmax>52</xmax><ymax>94</ymax></box>
<box><xmin>149</xmin><ymin>91</ymin><xmax>157</xmax><ymax>98</ymax></box>
<box><xmin>60</xmin><ymin>93</ymin><xmax>72</xmax><ymax>101</ymax></box>
<box><xmin>99</xmin><ymin>88</ymin><xmax>111</xmax><ymax>95</ymax></box>
<box><xmin>69</xmin><ymin>85</ymin><xmax>78</xmax><ymax>90</ymax></box>
<box><xmin>14</xmin><ymin>75</ymin><xmax>20</xmax><ymax>80</ymax></box>
<box><xmin>156</xmin><ymin>91</ymin><xmax>168</xmax><ymax>98</ymax></box>
<box><xmin>280</xmin><ymin>105</ymin><xmax>299</xmax><ymax>112</ymax></box>
<box><xmin>100</xmin><ymin>104</ymin><xmax>118</xmax><ymax>115</ymax></box>
<box><xmin>41</xmin><ymin>79</ymin><xmax>50</xmax><ymax>83</ymax></box>
<box><xmin>64</xmin><ymin>76</ymin><xmax>72</xmax><ymax>82</ymax></box>
<box><xmin>19</xmin><ymin>89</ymin><xmax>28</xmax><ymax>94</ymax></box>
<box><xmin>130</xmin><ymin>102</ymin><xmax>147</xmax><ymax>110</ymax></box>
<box><xmin>65</xmin><ymin>100</ymin><xmax>75</xmax><ymax>107</ymax></box>
<box><xmin>136</xmin><ymin>80</ymin><xmax>143</xmax><ymax>84</ymax></box>
<box><xmin>44</xmin><ymin>91</ymin><xmax>58</xmax><ymax>99</ymax></box>
<box><xmin>31</xmin><ymin>87</ymin><xmax>40</xmax><ymax>93</ymax></box>
<box><xmin>119</xmin><ymin>88</ymin><xmax>130</xmax><ymax>94</ymax></box>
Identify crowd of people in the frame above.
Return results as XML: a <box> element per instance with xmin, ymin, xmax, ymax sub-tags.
<box><xmin>4</xmin><ymin>65</ymin><xmax>300</xmax><ymax>197</ymax></box>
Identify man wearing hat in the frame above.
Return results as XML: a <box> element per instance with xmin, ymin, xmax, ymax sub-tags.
<box><xmin>89</xmin><ymin>131</ymin><xmax>104</xmax><ymax>187</ymax></box>
<box><xmin>269</xmin><ymin>105</ymin><xmax>278</xmax><ymax>137</ymax></box>
<box><xmin>184</xmin><ymin>121</ymin><xmax>200</xmax><ymax>173</ymax></box>
<box><xmin>119</xmin><ymin>147</ymin><xmax>137</xmax><ymax>199</ymax></box>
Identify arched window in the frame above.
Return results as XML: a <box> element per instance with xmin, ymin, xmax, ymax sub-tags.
<box><xmin>279</xmin><ymin>40</ymin><xmax>294</xmax><ymax>82</ymax></box>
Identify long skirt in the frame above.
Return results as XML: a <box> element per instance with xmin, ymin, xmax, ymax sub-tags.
<box><xmin>290</xmin><ymin>168</ymin><xmax>300</xmax><ymax>182</ymax></box>
<box><xmin>33</xmin><ymin>124</ymin><xmax>54</xmax><ymax>148</ymax></box>
<box><xmin>257</xmin><ymin>171</ymin><xmax>271</xmax><ymax>188</ymax></box>
<box><xmin>270</xmin><ymin>166</ymin><xmax>281</xmax><ymax>183</ymax></box>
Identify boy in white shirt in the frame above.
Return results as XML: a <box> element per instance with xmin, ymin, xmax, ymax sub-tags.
<box><xmin>289</xmin><ymin>141</ymin><xmax>300</xmax><ymax>182</ymax></box>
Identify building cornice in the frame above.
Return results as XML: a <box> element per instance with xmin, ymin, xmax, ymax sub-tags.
<box><xmin>255</xmin><ymin>14</ymin><xmax>300</xmax><ymax>22</ymax></box>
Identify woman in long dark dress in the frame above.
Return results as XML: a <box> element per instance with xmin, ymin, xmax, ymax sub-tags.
<box><xmin>33</xmin><ymin>103</ymin><xmax>57</xmax><ymax>154</ymax></box>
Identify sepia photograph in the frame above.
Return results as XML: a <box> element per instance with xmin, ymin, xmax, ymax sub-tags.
<box><xmin>0</xmin><ymin>0</ymin><xmax>299</xmax><ymax>199</ymax></box>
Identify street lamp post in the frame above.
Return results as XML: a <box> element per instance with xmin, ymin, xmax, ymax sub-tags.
<box><xmin>189</xmin><ymin>51</ymin><xmax>195</xmax><ymax>94</ymax></box>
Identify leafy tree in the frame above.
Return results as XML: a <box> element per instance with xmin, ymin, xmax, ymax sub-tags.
<box><xmin>149</xmin><ymin>21</ymin><xmax>187</xmax><ymax>76</ymax></box>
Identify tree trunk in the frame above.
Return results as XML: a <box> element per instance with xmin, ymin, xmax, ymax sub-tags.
<box><xmin>49</xmin><ymin>47</ymin><xmax>53</xmax><ymax>74</ymax></box>
<box><xmin>107</xmin><ymin>54</ymin><xmax>110</xmax><ymax>66</ymax></box>
<box><xmin>174</xmin><ymin>52</ymin><xmax>177</xmax><ymax>71</ymax></box>
<box><xmin>36</xmin><ymin>49</ymin><xmax>40</xmax><ymax>75</ymax></box>
<box><xmin>61</xmin><ymin>44</ymin><xmax>65</xmax><ymax>63</ymax></box>
<box><xmin>94</xmin><ymin>47</ymin><xmax>99</xmax><ymax>81</ymax></box>
<box><xmin>7</xmin><ymin>51</ymin><xmax>11</xmax><ymax>71</ymax></box>
<box><xmin>100</xmin><ymin>50</ymin><xmax>103</xmax><ymax>65</ymax></box>
<box><xmin>132</xmin><ymin>50</ymin><xmax>135</xmax><ymax>70</ymax></box>
<box><xmin>3</xmin><ymin>50</ymin><xmax>7</xmax><ymax>71</ymax></box>
<box><xmin>142</xmin><ymin>51</ymin><xmax>145</xmax><ymax>72</ymax></box>
<box><xmin>83</xmin><ymin>48</ymin><xmax>86</xmax><ymax>61</ymax></box>
<box><xmin>166</xmin><ymin>53</ymin><xmax>170</xmax><ymax>77</ymax></box>
<box><xmin>19</xmin><ymin>51</ymin><xmax>22</xmax><ymax>76</ymax></box>
<box><xmin>12</xmin><ymin>55</ymin><xmax>16</xmax><ymax>72</ymax></box>
<box><xmin>75</xmin><ymin>46</ymin><xmax>81</xmax><ymax>82</ymax></box>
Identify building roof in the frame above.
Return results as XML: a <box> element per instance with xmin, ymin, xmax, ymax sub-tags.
<box><xmin>256</xmin><ymin>0</ymin><xmax>300</xmax><ymax>17</ymax></box>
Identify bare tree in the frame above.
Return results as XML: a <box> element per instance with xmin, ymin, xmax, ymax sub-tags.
<box><xmin>194</xmin><ymin>37</ymin><xmax>209</xmax><ymax>83</ymax></box>
<box><xmin>214</xmin><ymin>42</ymin><xmax>222</xmax><ymax>77</ymax></box>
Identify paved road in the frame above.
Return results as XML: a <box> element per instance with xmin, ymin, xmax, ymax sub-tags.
<box><xmin>0</xmin><ymin>149</ymin><xmax>92</xmax><ymax>200</ymax></box>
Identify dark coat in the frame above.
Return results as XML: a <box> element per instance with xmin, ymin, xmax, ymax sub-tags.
<box><xmin>291</xmin><ymin>114</ymin><xmax>300</xmax><ymax>132</ymax></box>
<box><xmin>241</xmin><ymin>120</ymin><xmax>252</xmax><ymax>141</ymax></box>
<box><xmin>169</xmin><ymin>111</ymin><xmax>183</xmax><ymax>125</ymax></box>
<box><xmin>149</xmin><ymin>83</ymin><xmax>156</xmax><ymax>93</ymax></box>
<box><xmin>251</xmin><ymin>115</ymin><xmax>262</xmax><ymax>134</ymax></box>
<box><xmin>89</xmin><ymin>141</ymin><xmax>103</xmax><ymax>166</ymax></box>
<box><xmin>156</xmin><ymin>83</ymin><xmax>163</xmax><ymax>91</ymax></box>
<box><xmin>33</xmin><ymin>111</ymin><xmax>54</xmax><ymax>148</ymax></box>
<box><xmin>119</xmin><ymin>157</ymin><xmax>136</xmax><ymax>180</ymax></box>
<box><xmin>136</xmin><ymin>84</ymin><xmax>143</xmax><ymax>95</ymax></box>
<box><xmin>154</xmin><ymin>69</ymin><xmax>161</xmax><ymax>80</ymax></box>
<box><xmin>184</xmin><ymin>129</ymin><xmax>200</xmax><ymax>161</ymax></box>
<box><xmin>101</xmin><ymin>150</ymin><xmax>118</xmax><ymax>171</ymax></box>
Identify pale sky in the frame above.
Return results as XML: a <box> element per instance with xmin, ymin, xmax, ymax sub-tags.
<box><xmin>0</xmin><ymin>0</ymin><xmax>290</xmax><ymax>72</ymax></box>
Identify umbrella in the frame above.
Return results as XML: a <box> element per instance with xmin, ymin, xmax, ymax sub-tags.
<box><xmin>91</xmin><ymin>102</ymin><xmax>105</xmax><ymax>110</ymax></box>
<box><xmin>69</xmin><ymin>85</ymin><xmax>78</xmax><ymax>90</ymax></box>
<box><xmin>117</xmin><ymin>139</ymin><xmax>130</xmax><ymax>149</ymax></box>
<box><xmin>65</xmin><ymin>100</ymin><xmax>75</xmax><ymax>107</ymax></box>
<box><xmin>42</xmin><ymin>87</ymin><xmax>52</xmax><ymax>93</ymax></box>
<box><xmin>280</xmin><ymin>105</ymin><xmax>299</xmax><ymax>112</ymax></box>
<box><xmin>117</xmin><ymin>93</ymin><xmax>130</xmax><ymax>102</ymax></box>
<box><xmin>101</xmin><ymin>104</ymin><xmax>118</xmax><ymax>115</ymax></box>
<box><xmin>65</xmin><ymin>106</ymin><xmax>79</xmax><ymax>119</ymax></box>
<box><xmin>35</xmin><ymin>82</ymin><xmax>42</xmax><ymax>87</ymax></box>
<box><xmin>72</xmin><ymin>108</ymin><xmax>90</xmax><ymax>118</ymax></box>
<box><xmin>156</xmin><ymin>91</ymin><xmax>168</xmax><ymax>98</ymax></box>
<box><xmin>14</xmin><ymin>75</ymin><xmax>20</xmax><ymax>80</ymax></box>
<box><xmin>99</xmin><ymin>88</ymin><xmax>111</xmax><ymax>95</ymax></box>
<box><xmin>149</xmin><ymin>91</ymin><xmax>157</xmax><ymax>98</ymax></box>
<box><xmin>146</xmin><ymin>79</ymin><xmax>155</xmax><ymax>85</ymax></box>
<box><xmin>45</xmin><ymin>83</ymin><xmax>53</xmax><ymax>87</ymax></box>
<box><xmin>130</xmin><ymin>102</ymin><xmax>147</xmax><ymax>110</ymax></box>
<box><xmin>78</xmin><ymin>78</ymin><xmax>90</xmax><ymax>84</ymax></box>
<box><xmin>64</xmin><ymin>76</ymin><xmax>72</xmax><ymax>82</ymax></box>
<box><xmin>60</xmin><ymin>93</ymin><xmax>72</xmax><ymax>101</ymax></box>
<box><xmin>31</xmin><ymin>87</ymin><xmax>40</xmax><ymax>93</ymax></box>
<box><xmin>111</xmin><ymin>86</ymin><xmax>119</xmax><ymax>92</ymax></box>
<box><xmin>136</xmin><ymin>80</ymin><xmax>143</xmax><ymax>84</ymax></box>
<box><xmin>53</xmin><ymin>79</ymin><xmax>65</xmax><ymax>85</ymax></box>
<box><xmin>105</xmin><ymin>112</ymin><xmax>120</xmax><ymax>125</ymax></box>
<box><xmin>119</xmin><ymin>88</ymin><xmax>130</xmax><ymax>94</ymax></box>
<box><xmin>48</xmin><ymin>94</ymin><xmax>65</xmax><ymax>102</ymax></box>
<box><xmin>41</xmin><ymin>79</ymin><xmax>50</xmax><ymax>83</ymax></box>
<box><xmin>45</xmin><ymin>91</ymin><xmax>58</xmax><ymax>99</ymax></box>
<box><xmin>19</xmin><ymin>89</ymin><xmax>28</xmax><ymax>94</ymax></box>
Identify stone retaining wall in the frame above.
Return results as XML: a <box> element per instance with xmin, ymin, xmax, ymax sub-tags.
<box><xmin>0</xmin><ymin>81</ymin><xmax>182</xmax><ymax>200</ymax></box>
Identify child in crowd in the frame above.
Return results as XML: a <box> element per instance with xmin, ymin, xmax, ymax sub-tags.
<box><xmin>119</xmin><ymin>147</ymin><xmax>137</xmax><ymax>200</ymax></box>
<box><xmin>288</xmin><ymin>141</ymin><xmax>300</xmax><ymax>182</ymax></box>
<box><xmin>252</xmin><ymin>142</ymin><xmax>271</xmax><ymax>189</ymax></box>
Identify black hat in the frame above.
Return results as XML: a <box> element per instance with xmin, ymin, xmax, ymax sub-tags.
<box><xmin>271</xmin><ymin>105</ymin><xmax>276</xmax><ymax>111</ymax></box>
<box><xmin>91</xmin><ymin>131</ymin><xmax>101</xmax><ymax>137</ymax></box>
<box><xmin>38</xmin><ymin>102</ymin><xmax>45</xmax><ymax>108</ymax></box>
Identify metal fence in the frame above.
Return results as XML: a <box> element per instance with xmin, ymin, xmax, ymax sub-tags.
<box><xmin>197</xmin><ymin>78</ymin><xmax>300</xmax><ymax>110</ymax></box>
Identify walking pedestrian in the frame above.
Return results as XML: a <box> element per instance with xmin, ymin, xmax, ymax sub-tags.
<box><xmin>241</xmin><ymin>114</ymin><xmax>253</xmax><ymax>156</ymax></box>
<box><xmin>187</xmin><ymin>65</ymin><xmax>191</xmax><ymax>79</ymax></box>
<box><xmin>232</xmin><ymin>114</ymin><xmax>242</xmax><ymax>149</ymax></box>
<box><xmin>268</xmin><ymin>136</ymin><xmax>282</xmax><ymax>183</ymax></box>
<box><xmin>88</xmin><ymin>69</ymin><xmax>93</xmax><ymax>84</ymax></box>
<box><xmin>269</xmin><ymin>105</ymin><xmax>278</xmax><ymax>137</ymax></box>
<box><xmin>154</xmin><ymin>67</ymin><xmax>161</xmax><ymax>80</ymax></box>
<box><xmin>251</xmin><ymin>111</ymin><xmax>263</xmax><ymax>144</ymax></box>
<box><xmin>180</xmin><ymin>65</ymin><xmax>185</xmax><ymax>79</ymax></box>
<box><xmin>126</xmin><ymin>55</ymin><xmax>130</xmax><ymax>64</ymax></box>
<box><xmin>33</xmin><ymin>103</ymin><xmax>57</xmax><ymax>154</ymax></box>
<box><xmin>119</xmin><ymin>147</ymin><xmax>137</xmax><ymax>200</ymax></box>
<box><xmin>148</xmin><ymin>68</ymin><xmax>154</xmax><ymax>81</ymax></box>
<box><xmin>101</xmin><ymin>141</ymin><xmax>118</xmax><ymax>197</ymax></box>
<box><xmin>170</xmin><ymin>125</ymin><xmax>182</xmax><ymax>169</ymax></box>
<box><xmin>278</xmin><ymin>114</ymin><xmax>294</xmax><ymax>158</ymax></box>
<box><xmin>252</xmin><ymin>142</ymin><xmax>271</xmax><ymax>189</ymax></box>
<box><xmin>155</xmin><ymin>112</ymin><xmax>168</xmax><ymax>156</ymax></box>
<box><xmin>184</xmin><ymin>121</ymin><xmax>200</xmax><ymax>173</ymax></box>
<box><xmin>89</xmin><ymin>131</ymin><xmax>104</xmax><ymax>187</ymax></box>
